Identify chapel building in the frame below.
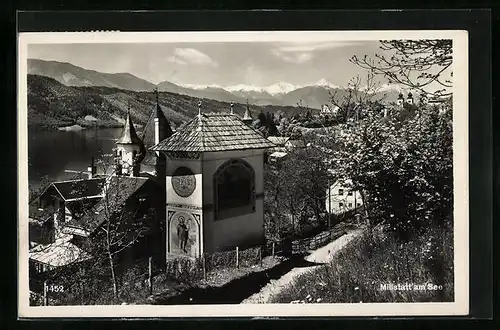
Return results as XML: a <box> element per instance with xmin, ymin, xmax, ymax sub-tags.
<box><xmin>151</xmin><ymin>102</ymin><xmax>275</xmax><ymax>259</ymax></box>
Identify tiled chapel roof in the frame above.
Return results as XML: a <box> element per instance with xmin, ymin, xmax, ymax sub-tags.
<box><xmin>150</xmin><ymin>113</ymin><xmax>275</xmax><ymax>152</ymax></box>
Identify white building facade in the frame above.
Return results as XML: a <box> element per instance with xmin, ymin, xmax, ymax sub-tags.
<box><xmin>325</xmin><ymin>179</ymin><xmax>364</xmax><ymax>214</ymax></box>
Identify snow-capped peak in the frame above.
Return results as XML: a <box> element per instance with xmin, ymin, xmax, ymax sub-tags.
<box><xmin>179</xmin><ymin>83</ymin><xmax>225</xmax><ymax>90</ymax></box>
<box><xmin>225</xmin><ymin>84</ymin><xmax>266</xmax><ymax>93</ymax></box>
<box><xmin>224</xmin><ymin>82</ymin><xmax>299</xmax><ymax>95</ymax></box>
<box><xmin>179</xmin><ymin>80</ymin><xmax>343</xmax><ymax>95</ymax></box>
<box><xmin>313</xmin><ymin>78</ymin><xmax>340</xmax><ymax>89</ymax></box>
<box><xmin>265</xmin><ymin>82</ymin><xmax>298</xmax><ymax>95</ymax></box>
<box><xmin>377</xmin><ymin>83</ymin><xmax>408</xmax><ymax>93</ymax></box>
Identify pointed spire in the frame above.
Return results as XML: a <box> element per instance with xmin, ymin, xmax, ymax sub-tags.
<box><xmin>117</xmin><ymin>103</ymin><xmax>142</xmax><ymax>145</ymax></box>
<box><xmin>154</xmin><ymin>87</ymin><xmax>162</xmax><ymax>118</ymax></box>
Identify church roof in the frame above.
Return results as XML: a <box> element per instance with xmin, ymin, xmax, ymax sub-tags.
<box><xmin>151</xmin><ymin>113</ymin><xmax>275</xmax><ymax>152</ymax></box>
<box><xmin>117</xmin><ymin>111</ymin><xmax>143</xmax><ymax>145</ymax></box>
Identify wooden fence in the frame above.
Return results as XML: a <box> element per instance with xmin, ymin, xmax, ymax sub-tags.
<box><xmin>291</xmin><ymin>227</ymin><xmax>347</xmax><ymax>255</ymax></box>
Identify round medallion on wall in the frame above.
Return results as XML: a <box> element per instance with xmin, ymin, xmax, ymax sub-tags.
<box><xmin>171</xmin><ymin>166</ymin><xmax>196</xmax><ymax>197</ymax></box>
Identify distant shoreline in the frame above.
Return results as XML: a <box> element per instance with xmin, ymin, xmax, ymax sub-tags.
<box><xmin>28</xmin><ymin>122</ymin><xmax>125</xmax><ymax>132</ymax></box>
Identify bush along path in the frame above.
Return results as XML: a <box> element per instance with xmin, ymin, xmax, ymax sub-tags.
<box><xmin>241</xmin><ymin>229</ymin><xmax>363</xmax><ymax>304</ymax></box>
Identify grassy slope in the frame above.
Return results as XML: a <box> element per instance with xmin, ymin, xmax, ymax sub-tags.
<box><xmin>270</xmin><ymin>221</ymin><xmax>454</xmax><ymax>303</ymax></box>
<box><xmin>27</xmin><ymin>74</ymin><xmax>308</xmax><ymax>131</ymax></box>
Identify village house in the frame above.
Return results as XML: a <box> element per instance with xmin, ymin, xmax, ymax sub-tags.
<box><xmin>284</xmin><ymin>139</ymin><xmax>306</xmax><ymax>150</ymax></box>
<box><xmin>325</xmin><ymin>177</ymin><xmax>364</xmax><ymax>215</ymax></box>
<box><xmin>266</xmin><ymin>136</ymin><xmax>290</xmax><ymax>166</ymax></box>
<box><xmin>267</xmin><ymin>136</ymin><xmax>290</xmax><ymax>150</ymax></box>
<box><xmin>319</xmin><ymin>104</ymin><xmax>339</xmax><ymax>117</ymax></box>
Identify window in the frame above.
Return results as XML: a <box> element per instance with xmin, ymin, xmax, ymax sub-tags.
<box><xmin>339</xmin><ymin>202</ymin><xmax>344</xmax><ymax>208</ymax></box>
<box><xmin>348</xmin><ymin>203</ymin><xmax>353</xmax><ymax>207</ymax></box>
<box><xmin>348</xmin><ymin>191</ymin><xmax>353</xmax><ymax>196</ymax></box>
<box><xmin>214</xmin><ymin>159</ymin><xmax>255</xmax><ymax>220</ymax></box>
<box><xmin>338</xmin><ymin>189</ymin><xmax>344</xmax><ymax>196</ymax></box>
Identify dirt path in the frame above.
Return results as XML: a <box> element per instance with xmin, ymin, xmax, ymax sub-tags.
<box><xmin>241</xmin><ymin>230</ymin><xmax>362</xmax><ymax>304</ymax></box>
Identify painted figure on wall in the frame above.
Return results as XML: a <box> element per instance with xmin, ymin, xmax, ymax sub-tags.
<box><xmin>177</xmin><ymin>216</ymin><xmax>189</xmax><ymax>252</ymax></box>
<box><xmin>169</xmin><ymin>211</ymin><xmax>199</xmax><ymax>258</ymax></box>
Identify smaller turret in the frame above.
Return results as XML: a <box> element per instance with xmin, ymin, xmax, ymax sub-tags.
<box><xmin>242</xmin><ymin>100</ymin><xmax>253</xmax><ymax>125</ymax></box>
<box><xmin>116</xmin><ymin>104</ymin><xmax>145</xmax><ymax>177</ymax></box>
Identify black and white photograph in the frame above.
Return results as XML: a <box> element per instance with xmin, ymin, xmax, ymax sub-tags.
<box><xmin>18</xmin><ymin>30</ymin><xmax>469</xmax><ymax>317</ymax></box>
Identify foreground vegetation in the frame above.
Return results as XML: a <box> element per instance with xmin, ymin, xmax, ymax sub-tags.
<box><xmin>271</xmin><ymin>220</ymin><xmax>453</xmax><ymax>303</ymax></box>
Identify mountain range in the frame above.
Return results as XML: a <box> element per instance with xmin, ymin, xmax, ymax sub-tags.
<box><xmin>27</xmin><ymin>74</ymin><xmax>316</xmax><ymax>131</ymax></box>
<box><xmin>28</xmin><ymin>59</ymin><xmax>406</xmax><ymax>110</ymax></box>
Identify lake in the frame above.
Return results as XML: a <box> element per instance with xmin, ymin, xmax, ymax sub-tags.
<box><xmin>28</xmin><ymin>128</ymin><xmax>123</xmax><ymax>189</ymax></box>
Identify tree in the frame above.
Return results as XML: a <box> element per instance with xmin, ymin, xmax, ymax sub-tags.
<box><xmin>351</xmin><ymin>39</ymin><xmax>453</xmax><ymax>97</ymax></box>
<box><xmin>330</xmin><ymin>71</ymin><xmax>385</xmax><ymax>124</ymax></box>
<box><xmin>29</xmin><ymin>154</ymin><xmax>156</xmax><ymax>305</ymax></box>
<box><xmin>81</xmin><ymin>156</ymin><xmax>155</xmax><ymax>301</ymax></box>
<box><xmin>264</xmin><ymin>145</ymin><xmax>332</xmax><ymax>239</ymax></box>
<box><xmin>327</xmin><ymin>104</ymin><xmax>452</xmax><ymax>240</ymax></box>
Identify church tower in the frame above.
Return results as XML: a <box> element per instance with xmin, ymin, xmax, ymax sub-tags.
<box><xmin>115</xmin><ymin>105</ymin><xmax>146</xmax><ymax>177</ymax></box>
<box><xmin>406</xmin><ymin>92</ymin><xmax>414</xmax><ymax>105</ymax></box>
<box><xmin>397</xmin><ymin>92</ymin><xmax>405</xmax><ymax>106</ymax></box>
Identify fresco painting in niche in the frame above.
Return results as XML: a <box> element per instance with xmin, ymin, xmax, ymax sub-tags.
<box><xmin>169</xmin><ymin>211</ymin><xmax>199</xmax><ymax>258</ymax></box>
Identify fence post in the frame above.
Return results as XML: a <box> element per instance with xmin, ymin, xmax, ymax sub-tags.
<box><xmin>43</xmin><ymin>280</ymin><xmax>48</xmax><ymax>306</ymax></box>
<box><xmin>236</xmin><ymin>246</ymin><xmax>239</xmax><ymax>269</ymax></box>
<box><xmin>272</xmin><ymin>242</ymin><xmax>275</xmax><ymax>257</ymax></box>
<box><xmin>148</xmin><ymin>257</ymin><xmax>153</xmax><ymax>295</ymax></box>
<box><xmin>202</xmin><ymin>253</ymin><xmax>206</xmax><ymax>280</ymax></box>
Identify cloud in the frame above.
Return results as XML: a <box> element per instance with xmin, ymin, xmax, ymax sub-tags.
<box><xmin>276</xmin><ymin>41</ymin><xmax>363</xmax><ymax>53</ymax></box>
<box><xmin>270</xmin><ymin>41</ymin><xmax>365</xmax><ymax>64</ymax></box>
<box><xmin>166</xmin><ymin>48</ymin><xmax>218</xmax><ymax>67</ymax></box>
<box><xmin>271</xmin><ymin>48</ymin><xmax>313</xmax><ymax>64</ymax></box>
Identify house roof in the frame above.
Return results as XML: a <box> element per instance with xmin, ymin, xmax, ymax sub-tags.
<box><xmin>286</xmin><ymin>139</ymin><xmax>306</xmax><ymax>148</ymax></box>
<box><xmin>29</xmin><ymin>237</ymin><xmax>91</xmax><ymax>267</ymax></box>
<box><xmin>28</xmin><ymin>203</ymin><xmax>55</xmax><ymax>223</ymax></box>
<box><xmin>269</xmin><ymin>151</ymin><xmax>288</xmax><ymax>159</ymax></box>
<box><xmin>267</xmin><ymin>136</ymin><xmax>290</xmax><ymax>146</ymax></box>
<box><xmin>150</xmin><ymin>113</ymin><xmax>275</xmax><ymax>152</ymax></box>
<box><xmin>51</xmin><ymin>178</ymin><xmax>105</xmax><ymax>201</ymax></box>
<box><xmin>64</xmin><ymin>176</ymin><xmax>150</xmax><ymax>234</ymax></box>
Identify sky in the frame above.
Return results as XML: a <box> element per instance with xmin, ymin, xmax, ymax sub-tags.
<box><xmin>28</xmin><ymin>40</ymin><xmax>388</xmax><ymax>87</ymax></box>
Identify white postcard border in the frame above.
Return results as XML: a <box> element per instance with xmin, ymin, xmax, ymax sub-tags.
<box><xmin>18</xmin><ymin>30</ymin><xmax>469</xmax><ymax>318</ymax></box>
